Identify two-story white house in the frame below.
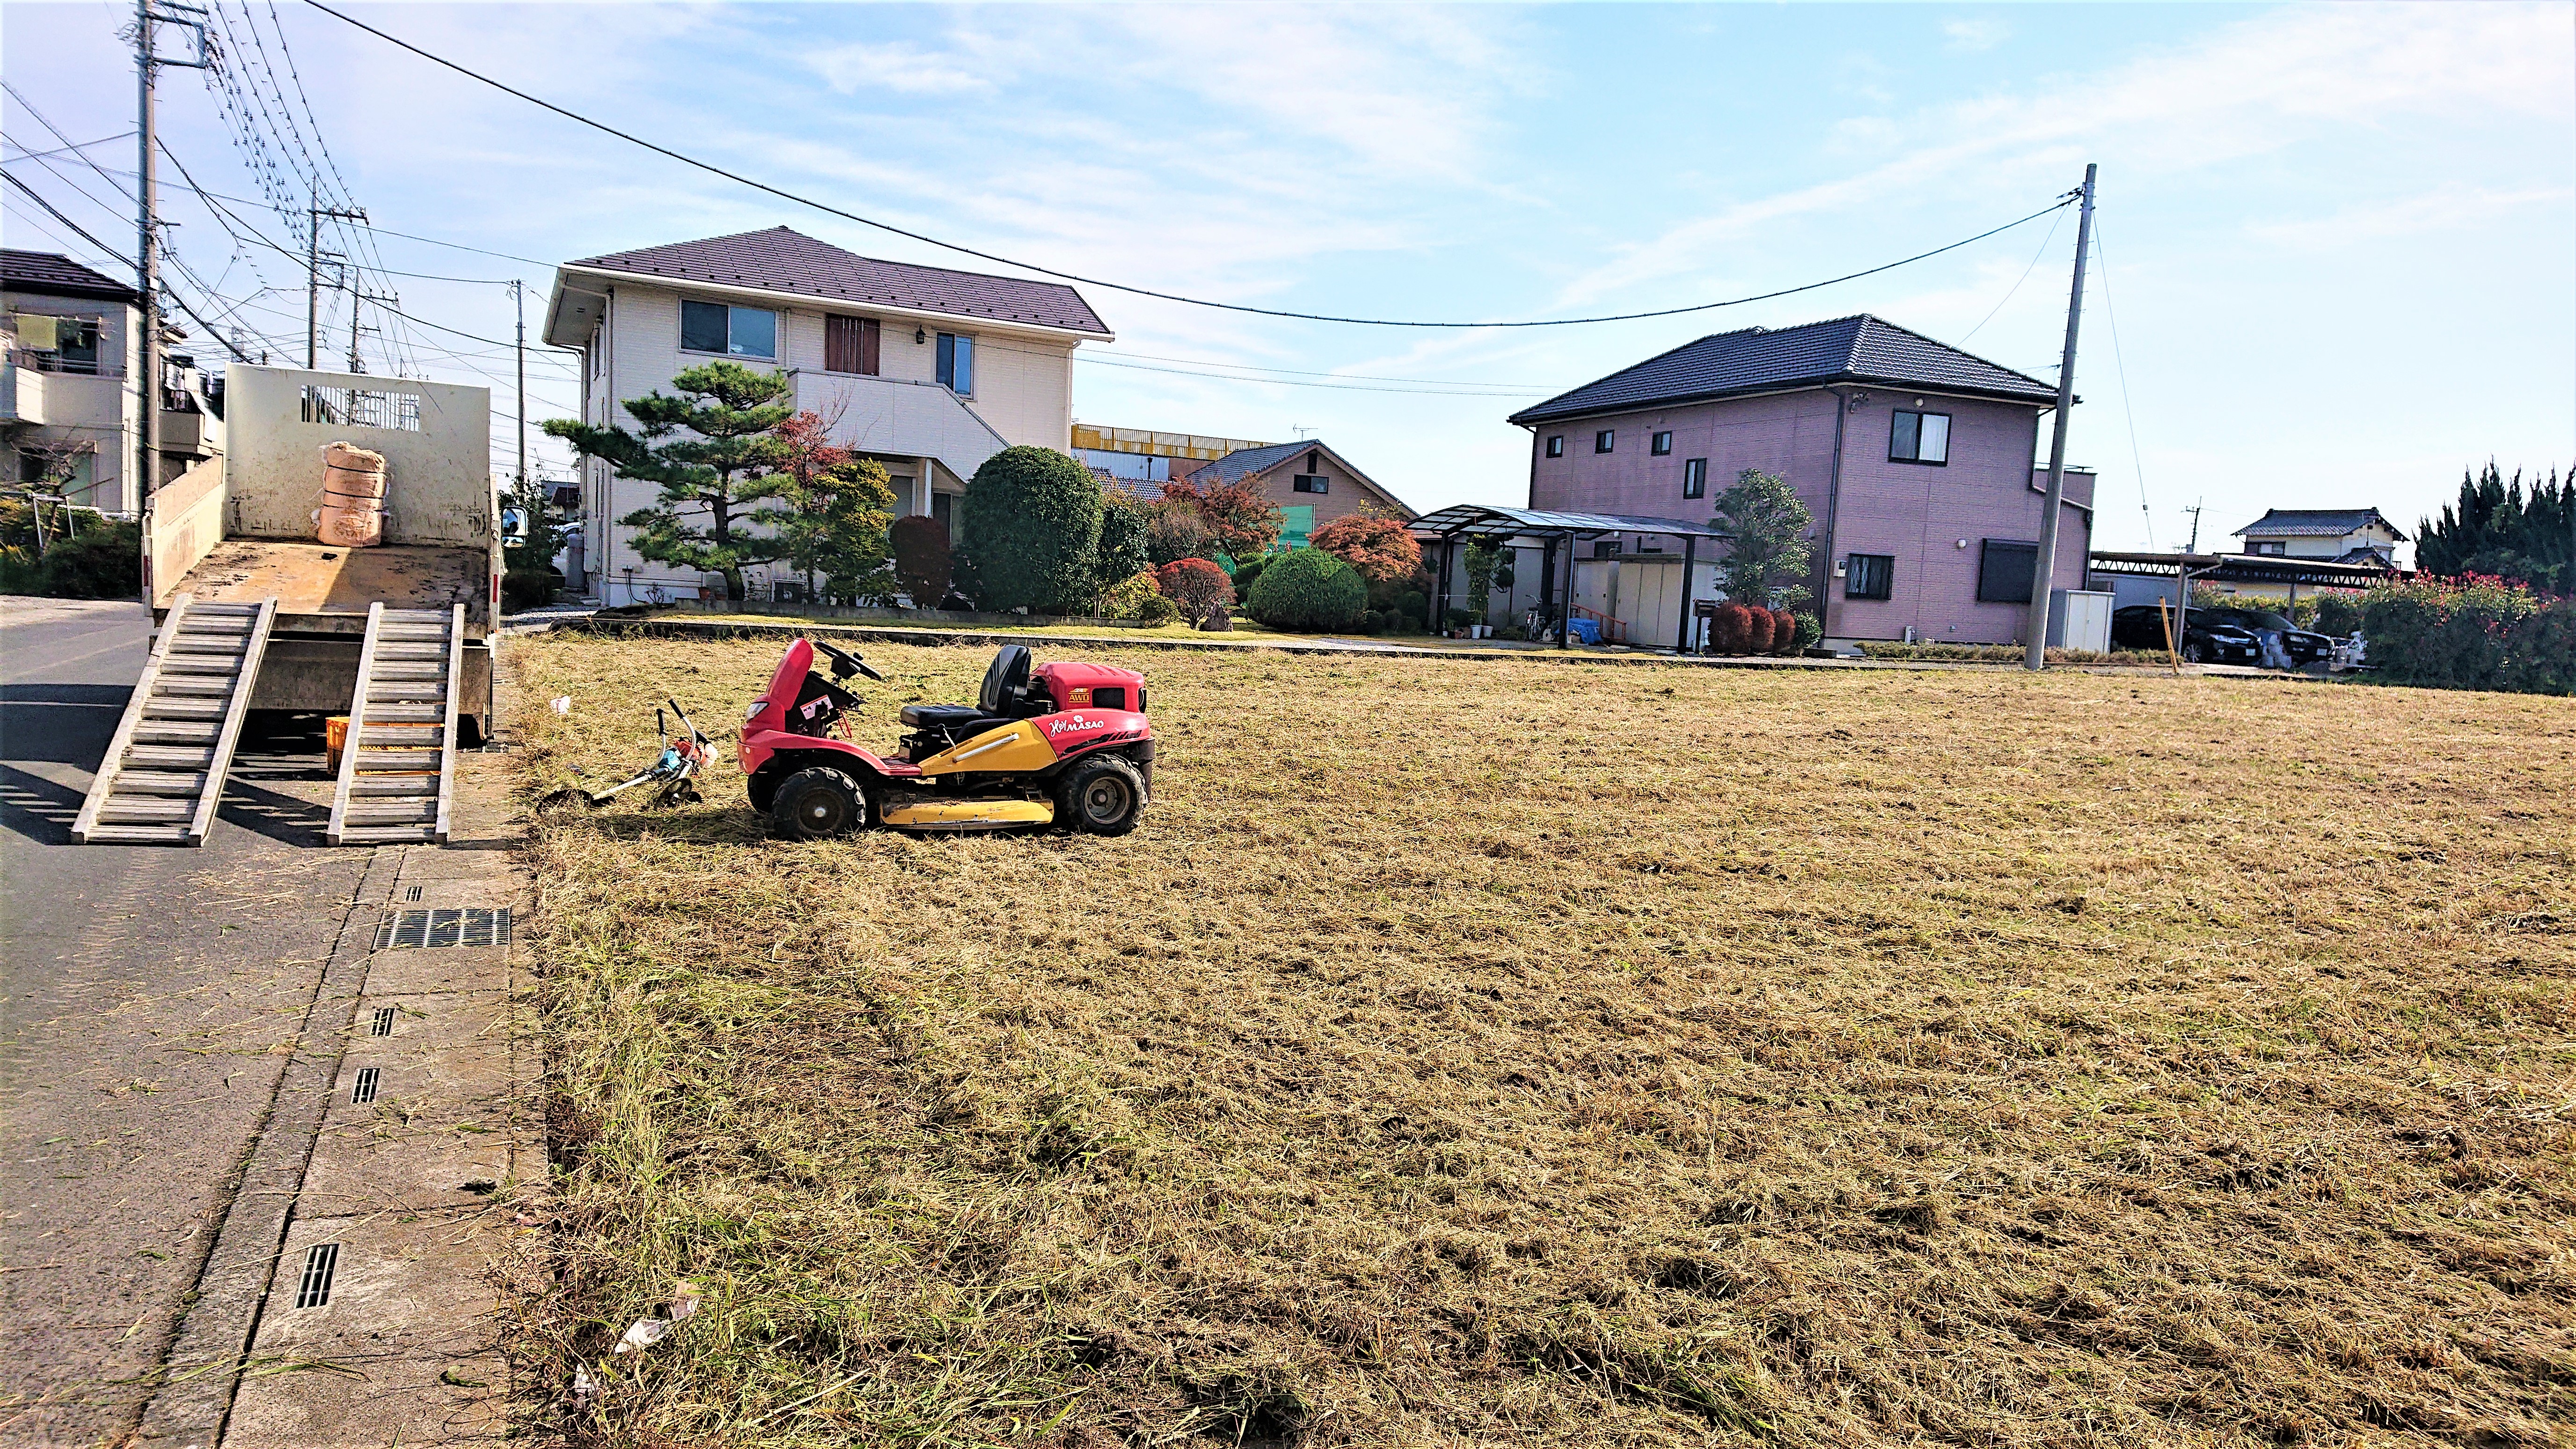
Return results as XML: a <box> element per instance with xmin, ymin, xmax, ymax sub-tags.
<box><xmin>544</xmin><ymin>226</ymin><xmax>1112</xmax><ymax>605</ymax></box>
<box><xmin>2232</xmin><ymin>508</ymin><xmax>2408</xmax><ymax>568</ymax></box>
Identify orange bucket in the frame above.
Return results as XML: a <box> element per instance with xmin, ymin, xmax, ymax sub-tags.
<box><xmin>326</xmin><ymin>715</ymin><xmax>441</xmax><ymax>774</ymax></box>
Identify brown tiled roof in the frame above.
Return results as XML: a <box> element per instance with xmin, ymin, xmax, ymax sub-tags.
<box><xmin>2</xmin><ymin>249</ymin><xmax>140</xmax><ymax>303</ymax></box>
<box><xmin>566</xmin><ymin>227</ymin><xmax>1110</xmax><ymax>336</ymax></box>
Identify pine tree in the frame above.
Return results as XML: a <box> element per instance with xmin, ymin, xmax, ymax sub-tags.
<box><xmin>543</xmin><ymin>360</ymin><xmax>795</xmax><ymax>601</ymax></box>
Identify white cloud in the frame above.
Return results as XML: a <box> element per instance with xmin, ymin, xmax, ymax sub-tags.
<box><xmin>1552</xmin><ymin>2</ymin><xmax>2573</xmax><ymax>309</ymax></box>
<box><xmin>1943</xmin><ymin>18</ymin><xmax>2010</xmax><ymax>53</ymax></box>
<box><xmin>2247</xmin><ymin>183</ymin><xmax>2572</xmax><ymax>250</ymax></box>
<box><xmin>808</xmin><ymin>41</ymin><xmax>996</xmax><ymax>96</ymax></box>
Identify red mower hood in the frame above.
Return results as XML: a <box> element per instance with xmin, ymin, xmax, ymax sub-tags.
<box><xmin>748</xmin><ymin>637</ymin><xmax>814</xmax><ymax>735</ymax></box>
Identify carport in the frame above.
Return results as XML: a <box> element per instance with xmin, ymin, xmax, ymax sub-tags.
<box><xmin>2088</xmin><ymin>550</ymin><xmax>2400</xmax><ymax>637</ymax></box>
<box><xmin>1411</xmin><ymin>505</ymin><xmax>1734</xmax><ymax>649</ymax></box>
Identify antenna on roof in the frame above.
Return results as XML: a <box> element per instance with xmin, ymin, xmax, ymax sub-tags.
<box><xmin>1291</xmin><ymin>424</ymin><xmax>1314</xmax><ymax>439</ymax></box>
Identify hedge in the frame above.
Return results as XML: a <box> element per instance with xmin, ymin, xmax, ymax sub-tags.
<box><xmin>2360</xmin><ymin>574</ymin><xmax>2574</xmax><ymax>695</ymax></box>
<box><xmin>958</xmin><ymin>446</ymin><xmax>1099</xmax><ymax>612</ymax></box>
<box><xmin>1244</xmin><ymin>547</ymin><xmax>1366</xmax><ymax>631</ymax></box>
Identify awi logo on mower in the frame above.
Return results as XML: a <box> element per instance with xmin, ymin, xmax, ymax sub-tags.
<box><xmin>1045</xmin><ymin>713</ymin><xmax>1107</xmax><ymax>739</ymax></box>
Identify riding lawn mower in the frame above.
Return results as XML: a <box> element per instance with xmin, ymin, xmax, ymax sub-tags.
<box><xmin>739</xmin><ymin>638</ymin><xmax>1155</xmax><ymax>840</ymax></box>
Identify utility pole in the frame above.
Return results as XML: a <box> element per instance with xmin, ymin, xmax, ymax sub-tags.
<box><xmin>135</xmin><ymin>0</ymin><xmax>158</xmax><ymax>509</ymax></box>
<box><xmin>307</xmin><ymin>204</ymin><xmax>365</xmax><ymax>368</ymax></box>
<box><xmin>2022</xmin><ymin>162</ymin><xmax>2097</xmax><ymax>672</ymax></box>
<box><xmin>517</xmin><ymin>287</ymin><xmax>529</xmax><ymax>492</ymax></box>
<box><xmin>132</xmin><ymin>0</ymin><xmax>206</xmax><ymax>519</ymax></box>
<box><xmin>2183</xmin><ymin>501</ymin><xmax>2205</xmax><ymax>552</ymax></box>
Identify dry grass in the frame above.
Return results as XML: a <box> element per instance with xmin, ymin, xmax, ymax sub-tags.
<box><xmin>510</xmin><ymin>634</ymin><xmax>2576</xmax><ymax>1448</ymax></box>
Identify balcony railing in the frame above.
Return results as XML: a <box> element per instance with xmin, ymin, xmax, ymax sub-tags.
<box><xmin>6</xmin><ymin>348</ymin><xmax>121</xmax><ymax>378</ymax></box>
<box><xmin>791</xmin><ymin>370</ymin><xmax>1007</xmax><ymax>493</ymax></box>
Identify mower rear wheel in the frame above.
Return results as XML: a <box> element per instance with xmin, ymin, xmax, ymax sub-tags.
<box><xmin>1056</xmin><ymin>755</ymin><xmax>1146</xmax><ymax>836</ymax></box>
<box><xmin>771</xmin><ymin>767</ymin><xmax>868</xmax><ymax>840</ymax></box>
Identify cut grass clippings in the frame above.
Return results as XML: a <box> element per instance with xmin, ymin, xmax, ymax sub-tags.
<box><xmin>511</xmin><ymin>635</ymin><xmax>2576</xmax><ymax>1447</ymax></box>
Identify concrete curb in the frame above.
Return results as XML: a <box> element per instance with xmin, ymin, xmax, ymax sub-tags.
<box><xmin>542</xmin><ymin>615</ymin><xmax>2326</xmax><ymax>681</ymax></box>
<box><xmin>135</xmin><ymin>849</ymin><xmax>400</xmax><ymax>1449</ymax></box>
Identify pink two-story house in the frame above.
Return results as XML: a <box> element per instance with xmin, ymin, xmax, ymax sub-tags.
<box><xmin>1507</xmin><ymin>315</ymin><xmax>2093</xmax><ymax>647</ymax></box>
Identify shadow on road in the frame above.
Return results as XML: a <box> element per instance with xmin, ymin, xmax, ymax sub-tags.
<box><xmin>0</xmin><ymin>762</ymin><xmax>83</xmax><ymax>845</ymax></box>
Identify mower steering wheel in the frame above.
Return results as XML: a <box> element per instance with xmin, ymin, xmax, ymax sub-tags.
<box><xmin>814</xmin><ymin>640</ymin><xmax>886</xmax><ymax>682</ymax></box>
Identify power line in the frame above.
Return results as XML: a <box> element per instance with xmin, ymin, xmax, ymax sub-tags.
<box><xmin>301</xmin><ymin>0</ymin><xmax>2078</xmax><ymax>331</ymax></box>
<box><xmin>1960</xmin><ymin>203</ymin><xmax>2065</xmax><ymax>344</ymax></box>
<box><xmin>2</xmin><ymin>172</ymin><xmax>256</xmax><ymax>364</ymax></box>
<box><xmin>2090</xmin><ymin>217</ymin><xmax>2155</xmax><ymax>550</ymax></box>
<box><xmin>1074</xmin><ymin>354</ymin><xmax>1537</xmax><ymax>397</ymax></box>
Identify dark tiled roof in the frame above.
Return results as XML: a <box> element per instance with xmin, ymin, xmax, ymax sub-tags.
<box><xmin>2</xmin><ymin>249</ymin><xmax>140</xmax><ymax>303</ymax></box>
<box><xmin>1193</xmin><ymin>439</ymin><xmax>1319</xmax><ymax>487</ymax></box>
<box><xmin>1191</xmin><ymin>439</ymin><xmax>1411</xmax><ymax>516</ymax></box>
<box><xmin>2235</xmin><ymin>508</ymin><xmax>2407</xmax><ymax>542</ymax></box>
<box><xmin>1507</xmin><ymin>315</ymin><xmax>2056</xmax><ymax>424</ymax></box>
<box><xmin>1089</xmin><ymin>467</ymin><xmax>1164</xmax><ymax>504</ymax></box>
<box><xmin>567</xmin><ymin>227</ymin><xmax>1111</xmax><ymax>336</ymax></box>
<box><xmin>2330</xmin><ymin>543</ymin><xmax>2399</xmax><ymax>564</ymax></box>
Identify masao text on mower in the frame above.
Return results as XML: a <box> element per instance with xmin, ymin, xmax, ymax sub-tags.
<box><xmin>738</xmin><ymin>638</ymin><xmax>1155</xmax><ymax>839</ymax></box>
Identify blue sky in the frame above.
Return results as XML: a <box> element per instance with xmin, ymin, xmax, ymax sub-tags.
<box><xmin>6</xmin><ymin>1</ymin><xmax>2569</xmax><ymax>554</ymax></box>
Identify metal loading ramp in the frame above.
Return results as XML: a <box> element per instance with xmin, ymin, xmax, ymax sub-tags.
<box><xmin>73</xmin><ymin>594</ymin><xmax>279</xmax><ymax>846</ymax></box>
<box><xmin>326</xmin><ymin>602</ymin><xmax>463</xmax><ymax>846</ymax></box>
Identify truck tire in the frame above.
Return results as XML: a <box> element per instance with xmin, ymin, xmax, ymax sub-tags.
<box><xmin>1055</xmin><ymin>755</ymin><xmax>1145</xmax><ymax>836</ymax></box>
<box><xmin>772</xmin><ymin>766</ymin><xmax>867</xmax><ymax>840</ymax></box>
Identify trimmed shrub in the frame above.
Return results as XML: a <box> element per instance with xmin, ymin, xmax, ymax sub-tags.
<box><xmin>1092</xmin><ymin>494</ymin><xmax>1150</xmax><ymax>600</ymax></box>
<box><xmin>1793</xmin><ymin>612</ymin><xmax>1823</xmax><ymax>652</ymax></box>
<box><xmin>1710</xmin><ymin>602</ymin><xmax>1759</xmax><ymax>654</ymax></box>
<box><xmin>2312</xmin><ymin>590</ymin><xmax>2365</xmax><ymax>637</ymax></box>
<box><xmin>1156</xmin><ymin>558</ymin><xmax>1234</xmax><ymax>627</ymax></box>
<box><xmin>890</xmin><ymin>514</ymin><xmax>952</xmax><ymax>607</ymax></box>
<box><xmin>1096</xmin><ymin>568</ymin><xmax>1161</xmax><ymax>621</ymax></box>
<box><xmin>1135</xmin><ymin>593</ymin><xmax>1181</xmax><ymax>626</ymax></box>
<box><xmin>959</xmin><ymin>446</ymin><xmax>1099</xmax><ymax>612</ymax></box>
<box><xmin>1245</xmin><ymin>546</ymin><xmax>1366</xmax><ymax>631</ymax></box>
<box><xmin>1762</xmin><ymin>607</ymin><xmax>1793</xmax><ymax>654</ymax></box>
<box><xmin>1231</xmin><ymin>552</ymin><xmax>1271</xmax><ymax>602</ymax></box>
<box><xmin>2361</xmin><ymin>573</ymin><xmax>2573</xmax><ymax>695</ymax></box>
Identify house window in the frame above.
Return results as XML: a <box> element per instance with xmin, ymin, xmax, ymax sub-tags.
<box><xmin>1682</xmin><ymin>458</ymin><xmax>1707</xmax><ymax>500</ymax></box>
<box><xmin>2251</xmin><ymin>541</ymin><xmax>2284</xmax><ymax>556</ymax></box>
<box><xmin>1545</xmin><ymin>435</ymin><xmax>1564</xmax><ymax>458</ymax></box>
<box><xmin>1889</xmin><ymin>409</ymin><xmax>1951</xmax><ymax>465</ymax></box>
<box><xmin>936</xmin><ymin>333</ymin><xmax>975</xmax><ymax>395</ymax></box>
<box><xmin>1651</xmin><ymin>431</ymin><xmax>1672</xmax><ymax>456</ymax></box>
<box><xmin>1977</xmin><ymin>539</ymin><xmax>2040</xmax><ymax>604</ymax></box>
<box><xmin>1292</xmin><ymin>474</ymin><xmax>1329</xmax><ymax>495</ymax></box>
<box><xmin>17</xmin><ymin>316</ymin><xmax>102</xmax><ymax>373</ymax></box>
<box><xmin>825</xmin><ymin>315</ymin><xmax>880</xmax><ymax>375</ymax></box>
<box><xmin>1845</xmin><ymin>553</ymin><xmax>1894</xmax><ymax>600</ymax></box>
<box><xmin>1306</xmin><ymin>450</ymin><xmax>1321</xmax><ymax>473</ymax></box>
<box><xmin>680</xmin><ymin>300</ymin><xmax>776</xmax><ymax>359</ymax></box>
<box><xmin>1595</xmin><ymin>430</ymin><xmax>1615</xmax><ymax>454</ymax></box>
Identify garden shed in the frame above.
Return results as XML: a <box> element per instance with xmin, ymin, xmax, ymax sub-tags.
<box><xmin>1412</xmin><ymin>505</ymin><xmax>1733</xmax><ymax>649</ymax></box>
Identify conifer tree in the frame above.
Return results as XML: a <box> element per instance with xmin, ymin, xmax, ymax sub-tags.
<box><xmin>544</xmin><ymin>360</ymin><xmax>794</xmax><ymax>601</ymax></box>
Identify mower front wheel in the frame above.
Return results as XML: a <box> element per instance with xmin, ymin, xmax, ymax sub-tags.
<box><xmin>1055</xmin><ymin>755</ymin><xmax>1146</xmax><ymax>836</ymax></box>
<box><xmin>771</xmin><ymin>766</ymin><xmax>870</xmax><ymax>841</ymax></box>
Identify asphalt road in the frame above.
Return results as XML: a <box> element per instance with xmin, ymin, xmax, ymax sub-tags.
<box><xmin>0</xmin><ymin>599</ymin><xmax>368</xmax><ymax>1446</ymax></box>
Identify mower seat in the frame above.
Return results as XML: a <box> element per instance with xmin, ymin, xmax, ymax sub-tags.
<box><xmin>899</xmin><ymin>703</ymin><xmax>990</xmax><ymax>730</ymax></box>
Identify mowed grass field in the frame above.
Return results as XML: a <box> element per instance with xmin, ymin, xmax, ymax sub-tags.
<box><xmin>511</xmin><ymin>633</ymin><xmax>2575</xmax><ymax>1448</ymax></box>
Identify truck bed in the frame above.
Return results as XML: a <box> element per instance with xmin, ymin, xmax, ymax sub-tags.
<box><xmin>162</xmin><ymin>541</ymin><xmax>489</xmax><ymax>638</ymax></box>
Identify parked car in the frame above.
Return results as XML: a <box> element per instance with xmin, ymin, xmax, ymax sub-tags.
<box><xmin>2195</xmin><ymin>607</ymin><xmax>2336</xmax><ymax>665</ymax></box>
<box><xmin>2110</xmin><ymin>605</ymin><xmax>2263</xmax><ymax>664</ymax></box>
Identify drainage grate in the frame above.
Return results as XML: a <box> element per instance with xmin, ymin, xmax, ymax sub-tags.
<box><xmin>373</xmin><ymin>908</ymin><xmax>511</xmax><ymax>950</ymax></box>
<box><xmin>371</xmin><ymin>1007</ymin><xmax>396</xmax><ymax>1037</ymax></box>
<box><xmin>351</xmin><ymin>1067</ymin><xmax>381</xmax><ymax>1105</ymax></box>
<box><xmin>403</xmin><ymin>885</ymin><xmax>424</xmax><ymax>902</ymax></box>
<box><xmin>294</xmin><ymin>1243</ymin><xmax>339</xmax><ymax>1308</ymax></box>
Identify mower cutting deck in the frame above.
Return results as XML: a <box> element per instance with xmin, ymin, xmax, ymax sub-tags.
<box><xmin>738</xmin><ymin>640</ymin><xmax>1155</xmax><ymax>840</ymax></box>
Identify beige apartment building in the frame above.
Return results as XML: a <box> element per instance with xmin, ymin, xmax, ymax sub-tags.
<box><xmin>545</xmin><ymin>227</ymin><xmax>1111</xmax><ymax>605</ymax></box>
<box><xmin>4</xmin><ymin>249</ymin><xmax>224</xmax><ymax>515</ymax></box>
